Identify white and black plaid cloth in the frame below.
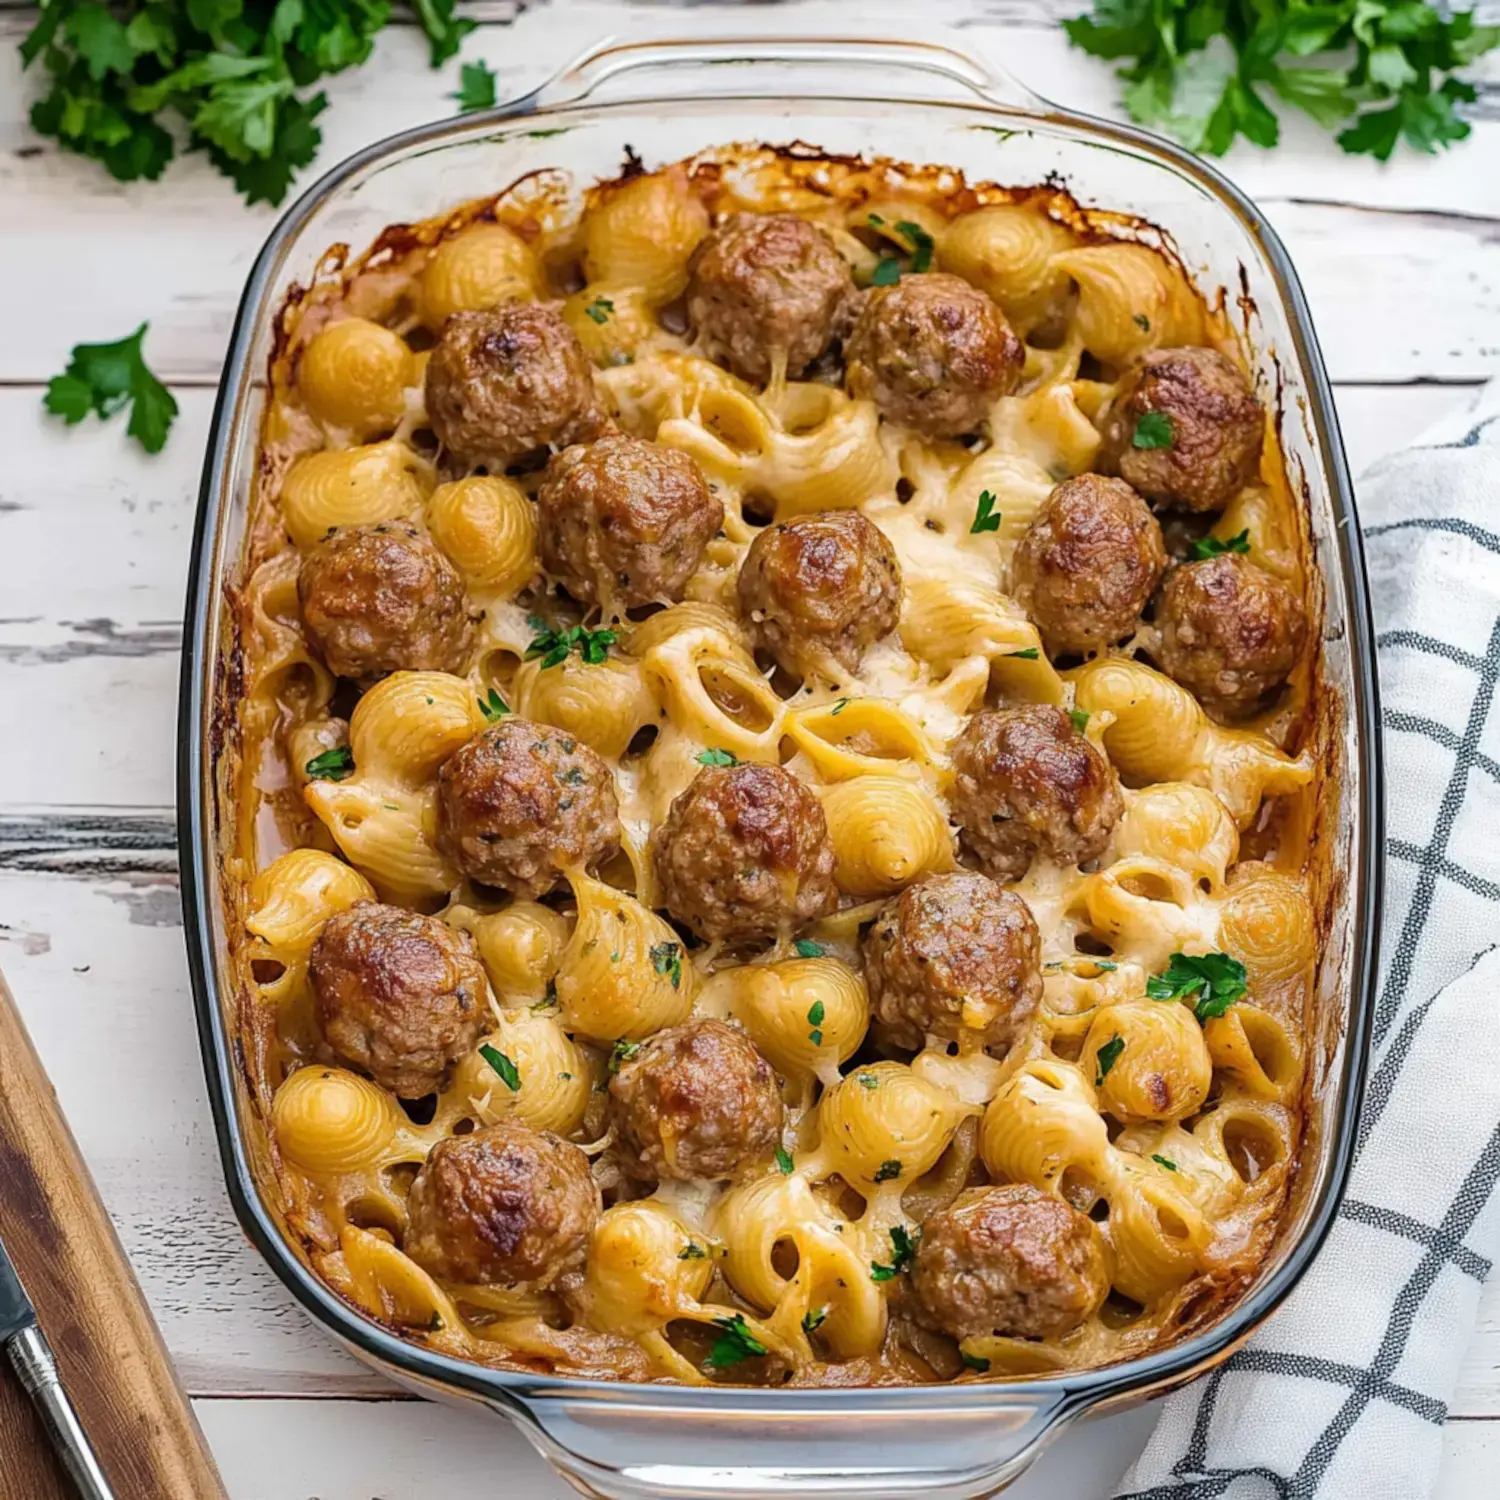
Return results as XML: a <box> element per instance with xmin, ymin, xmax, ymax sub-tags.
<box><xmin>1115</xmin><ymin>382</ymin><xmax>1500</xmax><ymax>1499</ymax></box>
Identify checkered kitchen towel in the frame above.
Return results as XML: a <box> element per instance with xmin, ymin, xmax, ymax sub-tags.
<box><xmin>1116</xmin><ymin>382</ymin><xmax>1500</xmax><ymax>1499</ymax></box>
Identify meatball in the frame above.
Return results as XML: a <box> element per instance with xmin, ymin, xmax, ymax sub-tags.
<box><xmin>607</xmin><ymin>1018</ymin><xmax>783</xmax><ymax>1182</ymax></box>
<box><xmin>736</xmin><ymin>509</ymin><xmax>902</xmax><ymax>678</ymax></box>
<box><xmin>537</xmin><ymin>433</ymin><xmax>723</xmax><ymax>610</ymax></box>
<box><xmin>1098</xmin><ymin>346</ymin><xmax>1264</xmax><ymax>513</ymax></box>
<box><xmin>653</xmin><ymin>763</ymin><xmax>837</xmax><ymax>943</ymax></box>
<box><xmin>909</xmin><ymin>1185</ymin><xmax>1109</xmax><ymax>1341</ymax></box>
<box><xmin>686</xmin><ymin>212</ymin><xmax>855</xmax><ymax>385</ymax></box>
<box><xmin>951</xmin><ymin>706</ymin><xmax>1123</xmax><ymax>880</ymax></box>
<box><xmin>310</xmin><ymin>901</ymin><xmax>488</xmax><ymax>1098</ymax></box>
<box><xmin>845</xmin><ymin>272</ymin><xmax>1023</xmax><ymax>438</ymax></box>
<box><xmin>297</xmin><ymin>521</ymin><xmax>471</xmax><ymax>683</ymax></box>
<box><xmin>424</xmin><ymin>304</ymin><xmax>604</xmax><ymax>470</ymax></box>
<box><xmin>1010</xmin><ymin>474</ymin><xmax>1167</xmax><ymax>657</ymax></box>
<box><xmin>863</xmin><ymin>872</ymin><xmax>1041</xmax><ymax>1052</ymax></box>
<box><xmin>436</xmin><ymin>718</ymin><xmax>620</xmax><ymax>897</ymax></box>
<box><xmin>1153</xmin><ymin>554</ymin><xmax>1307</xmax><ymax>720</ymax></box>
<box><xmin>403</xmin><ymin>1123</ymin><xmax>599</xmax><ymax>1287</ymax></box>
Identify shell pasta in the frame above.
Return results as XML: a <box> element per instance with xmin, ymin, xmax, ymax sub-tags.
<box><xmin>226</xmin><ymin>143</ymin><xmax>1326</xmax><ymax>1391</ymax></box>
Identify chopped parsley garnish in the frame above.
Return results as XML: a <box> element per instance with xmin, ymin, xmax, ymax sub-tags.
<box><xmin>857</xmin><ymin>1071</ymin><xmax>879</xmax><ymax>1090</ymax></box>
<box><xmin>829</xmin><ymin>698</ymin><xmax>850</xmax><ymax>716</ymax></box>
<box><xmin>873</xmin><ymin>1159</ymin><xmax>902</xmax><ymax>1183</ymax></box>
<box><xmin>650</xmin><ymin>940</ymin><xmax>684</xmax><ymax>990</ymax></box>
<box><xmin>961</xmin><ymin>1351</ymin><xmax>992</xmax><ymax>1373</ymax></box>
<box><xmin>1146</xmin><ymin>951</ymin><xmax>1249</xmax><ymax>1021</ymax></box>
<box><xmin>1152</xmin><ymin>1154</ymin><xmax>1179</xmax><ymax>1172</ymax></box>
<box><xmin>871</xmin><ymin>256</ymin><xmax>902</xmax><ymax>286</ymax></box>
<box><xmin>775</xmin><ymin>1146</ymin><xmax>795</xmax><ymax>1175</ymax></box>
<box><xmin>706</xmin><ymin>1314</ymin><xmax>767</xmax><ymax>1368</ymax></box>
<box><xmin>807</xmin><ymin>999</ymin><xmax>826</xmax><ymax>1027</ymax></box>
<box><xmin>525</xmin><ymin>623</ymin><xmax>618</xmax><ymax>669</ymax></box>
<box><xmin>679</xmin><ymin>1242</ymin><xmax>707</xmax><ymax>1260</ymax></box>
<box><xmin>1068</xmin><ymin>708</ymin><xmax>1090</xmax><ymax>734</ymax></box>
<box><xmin>479</xmin><ymin>1045</ymin><xmax>520</xmax><ymax>1091</ymax></box>
<box><xmin>1132</xmin><ymin>411</ymin><xmax>1175</xmax><ymax>449</ymax></box>
<box><xmin>794</xmin><ymin>938</ymin><xmax>826</xmax><ymax>959</ymax></box>
<box><xmin>970</xmin><ymin>489</ymin><xmax>1002</xmax><ymax>534</ymax></box>
<box><xmin>1006</xmin><ymin>647</ymin><xmax>1040</xmax><ymax>660</ymax></box>
<box><xmin>802</xmin><ymin>1306</ymin><xmax>828</xmax><ymax>1334</ymax></box>
<box><xmin>1094</xmin><ymin>1034</ymin><xmax>1125</xmax><ymax>1086</ymax></box>
<box><xmin>584</xmin><ymin>295</ymin><xmax>615</xmax><ymax>325</ymax></box>
<box><xmin>607</xmin><ymin>1038</ymin><xmax>641</xmax><ymax>1074</ymax></box>
<box><xmin>478</xmin><ymin>688</ymin><xmax>510</xmax><ymax>722</ymax></box>
<box><xmin>1133</xmin><ymin>313</ymin><xmax>1151</xmax><ymax>332</ymax></box>
<box><xmin>452</xmin><ymin>60</ymin><xmax>497</xmax><ymax>113</ymax></box>
<box><xmin>871</xmin><ymin>1224</ymin><xmax>919</xmax><ymax>1281</ymax></box>
<box><xmin>44</xmin><ymin>322</ymin><xmax>178</xmax><ymax>454</ymax></box>
<box><xmin>1189</xmin><ymin>528</ymin><xmax>1252</xmax><ymax>561</ymax></box>
<box><xmin>305</xmin><ymin>745</ymin><xmax>354</xmax><ymax>782</ymax></box>
<box><xmin>696</xmin><ymin>748</ymin><xmax>738</xmax><ymax>767</ymax></box>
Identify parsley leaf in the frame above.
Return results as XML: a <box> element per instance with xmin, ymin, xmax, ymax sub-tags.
<box><xmin>478</xmin><ymin>688</ymin><xmax>510</xmax><ymax>722</ymax></box>
<box><xmin>871</xmin><ymin>257</ymin><xmax>902</xmax><ymax>287</ymax></box>
<box><xmin>44</xmin><ymin>322</ymin><xmax>178</xmax><ymax>454</ymax></box>
<box><xmin>412</xmin><ymin>0</ymin><xmax>478</xmax><ymax>67</ymax></box>
<box><xmin>584</xmin><ymin>295</ymin><xmax>615</xmax><ymax>325</ymax></box>
<box><xmin>961</xmin><ymin>1351</ymin><xmax>992</xmax><ymax>1373</ymax></box>
<box><xmin>829</xmin><ymin>698</ymin><xmax>850</xmax><ymax>716</ymax></box>
<box><xmin>607</xmin><ymin>1038</ymin><xmax>641</xmax><ymax>1074</ymax></box>
<box><xmin>679</xmin><ymin>1242</ymin><xmax>707</xmax><ymax>1260</ymax></box>
<box><xmin>1132</xmin><ymin>410</ymin><xmax>1175</xmax><ymax>449</ymax></box>
<box><xmin>706</xmin><ymin>1313</ymin><xmax>767</xmax><ymax>1369</ymax></box>
<box><xmin>802</xmin><ymin>1306</ymin><xmax>828</xmax><ymax>1333</ymax></box>
<box><xmin>1094</xmin><ymin>1034</ymin><xmax>1125</xmax><ymax>1085</ymax></box>
<box><xmin>857</xmin><ymin>1071</ymin><xmax>879</xmax><ymax>1090</ymax></box>
<box><xmin>1152</xmin><ymin>1154</ymin><xmax>1179</xmax><ymax>1171</ymax></box>
<box><xmin>1146</xmin><ymin>951</ymin><xmax>1249</xmax><ymax>1021</ymax></box>
<box><xmin>526</xmin><ymin>624</ymin><xmax>617</xmax><ymax>670</ymax></box>
<box><xmin>1189</xmin><ymin>528</ymin><xmax>1252</xmax><ymax>561</ymax></box>
<box><xmin>305</xmin><ymin>745</ymin><xmax>355</xmax><ymax>782</ymax></box>
<box><xmin>452</xmin><ymin>60</ymin><xmax>497</xmax><ymax>114</ymax></box>
<box><xmin>1068</xmin><ymin>708</ymin><xmax>1091</xmax><ymax>735</ymax></box>
<box><xmin>1006</xmin><ymin>647</ymin><xmax>1040</xmax><ymax>660</ymax></box>
<box><xmin>970</xmin><ymin>489</ymin><xmax>1002</xmax><ymax>534</ymax></box>
<box><xmin>650</xmin><ymin>940</ymin><xmax>684</xmax><ymax>990</ymax></box>
<box><xmin>871</xmin><ymin>1224</ymin><xmax>919</xmax><ymax>1281</ymax></box>
<box><xmin>873</xmin><ymin>1159</ymin><xmax>902</xmax><ymax>1183</ymax></box>
<box><xmin>696</xmin><ymin>748</ymin><xmax>738</xmax><ymax>767</ymax></box>
<box><xmin>893</xmin><ymin>219</ymin><xmax>935</xmax><ymax>273</ymax></box>
<box><xmin>775</xmin><ymin>1146</ymin><xmax>795</xmax><ymax>1175</ymax></box>
<box><xmin>479</xmin><ymin>1043</ymin><xmax>520</xmax><ymax>1092</ymax></box>
<box><xmin>794</xmin><ymin>938</ymin><xmax>826</xmax><ymax>959</ymax></box>
<box><xmin>807</xmin><ymin>1000</ymin><xmax>826</xmax><ymax>1027</ymax></box>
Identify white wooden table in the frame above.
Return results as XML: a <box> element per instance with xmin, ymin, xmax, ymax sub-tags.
<box><xmin>3</xmin><ymin>1</ymin><xmax>1499</xmax><ymax>1494</ymax></box>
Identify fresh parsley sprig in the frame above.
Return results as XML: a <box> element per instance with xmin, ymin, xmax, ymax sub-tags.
<box><xmin>479</xmin><ymin>1043</ymin><xmax>520</xmax><ymax>1092</ymax></box>
<box><xmin>650</xmin><ymin>940</ymin><xmax>684</xmax><ymax>990</ymax></box>
<box><xmin>1146</xmin><ymin>951</ymin><xmax>1249</xmax><ymax>1021</ymax></box>
<box><xmin>305</xmin><ymin>745</ymin><xmax>355</xmax><ymax>782</ymax></box>
<box><xmin>452</xmin><ymin>58</ymin><xmax>496</xmax><ymax>114</ymax></box>
<box><xmin>970</xmin><ymin>489</ymin><xmax>1003</xmax><ymax>534</ymax></box>
<box><xmin>870</xmin><ymin>1224</ymin><xmax>919</xmax><ymax>1282</ymax></box>
<box><xmin>1189</xmin><ymin>529</ymin><xmax>1252</xmax><ymax>561</ymax></box>
<box><xmin>525</xmin><ymin>623</ymin><xmax>617</xmax><ymax>670</ymax></box>
<box><xmin>44</xmin><ymin>322</ymin><xmax>177</xmax><ymax>454</ymax></box>
<box><xmin>706</xmin><ymin>1313</ymin><xmax>767</xmax><ymax>1369</ymax></box>
<box><xmin>1064</xmin><ymin>1</ymin><xmax>1499</xmax><ymax>161</ymax></box>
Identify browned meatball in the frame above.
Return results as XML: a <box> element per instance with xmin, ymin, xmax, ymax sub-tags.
<box><xmin>608</xmin><ymin>1018</ymin><xmax>783</xmax><ymax>1182</ymax></box>
<box><xmin>687</xmin><ymin>212</ymin><xmax>855</xmax><ymax>385</ymax></box>
<box><xmin>910</xmin><ymin>1185</ymin><xmax>1109</xmax><ymax>1340</ymax></box>
<box><xmin>653</xmin><ymin>763</ymin><xmax>837</xmax><ymax>943</ymax></box>
<box><xmin>424</xmin><ymin>304</ymin><xmax>604</xmax><ymax>470</ymax></box>
<box><xmin>863</xmin><ymin>872</ymin><xmax>1041</xmax><ymax>1052</ymax></box>
<box><xmin>437</xmin><ymin>718</ymin><xmax>620</xmax><ymax>897</ymax></box>
<box><xmin>310</xmin><ymin>902</ymin><xmax>488</xmax><ymax>1098</ymax></box>
<box><xmin>845</xmin><ymin>272</ymin><xmax>1023</xmax><ymax>438</ymax></box>
<box><xmin>1098</xmin><ymin>346</ymin><xmax>1264</xmax><ymax>513</ymax></box>
<box><xmin>736</xmin><ymin>510</ymin><xmax>902</xmax><ymax>678</ymax></box>
<box><xmin>403</xmin><ymin>1123</ymin><xmax>599</xmax><ymax>1287</ymax></box>
<box><xmin>297</xmin><ymin>521</ymin><xmax>471</xmax><ymax>683</ymax></box>
<box><xmin>1154</xmin><ymin>554</ymin><xmax>1307</xmax><ymax>720</ymax></box>
<box><xmin>537</xmin><ymin>433</ymin><xmax>723</xmax><ymax>610</ymax></box>
<box><xmin>951</xmin><ymin>707</ymin><xmax>1123</xmax><ymax>880</ymax></box>
<box><xmin>1010</xmin><ymin>474</ymin><xmax>1167</xmax><ymax>657</ymax></box>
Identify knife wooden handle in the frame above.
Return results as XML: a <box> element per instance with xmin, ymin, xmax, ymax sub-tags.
<box><xmin>0</xmin><ymin>971</ymin><xmax>230</xmax><ymax>1500</ymax></box>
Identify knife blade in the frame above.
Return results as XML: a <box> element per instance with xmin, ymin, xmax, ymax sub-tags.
<box><xmin>0</xmin><ymin>1232</ymin><xmax>117</xmax><ymax>1500</ymax></box>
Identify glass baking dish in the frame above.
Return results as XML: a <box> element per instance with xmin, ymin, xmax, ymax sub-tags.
<box><xmin>178</xmin><ymin>33</ymin><xmax>1383</xmax><ymax>1498</ymax></box>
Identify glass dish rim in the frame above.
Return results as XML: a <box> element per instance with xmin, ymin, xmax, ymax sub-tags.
<box><xmin>176</xmin><ymin>40</ymin><xmax>1385</xmax><ymax>1414</ymax></box>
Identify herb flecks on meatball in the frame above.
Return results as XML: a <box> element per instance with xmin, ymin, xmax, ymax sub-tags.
<box><xmin>298</xmin><ymin>521</ymin><xmax>472</xmax><ymax>684</ymax></box>
<box><xmin>537</xmin><ymin>433</ymin><xmax>723</xmax><ymax>611</ymax></box>
<box><xmin>1010</xmin><ymin>474</ymin><xmax>1166</xmax><ymax>658</ymax></box>
<box><xmin>403</xmin><ymin>1123</ymin><xmax>600</xmax><ymax>1287</ymax></box>
<box><xmin>1153</xmin><ymin>553</ymin><xmax>1307</xmax><ymax>721</ymax></box>
<box><xmin>608</xmin><ymin>1018</ymin><xmax>783</xmax><ymax>1182</ymax></box>
<box><xmin>310</xmin><ymin>901</ymin><xmax>488</xmax><ymax>1098</ymax></box>
<box><xmin>1099</xmin><ymin>346</ymin><xmax>1264</xmax><ymax>514</ymax></box>
<box><xmin>425</xmin><ymin>303</ymin><xmax>604</xmax><ymax>471</ymax></box>
<box><xmin>736</xmin><ymin>509</ymin><xmax>902</xmax><ymax>679</ymax></box>
<box><xmin>437</xmin><ymin>718</ymin><xmax>620</xmax><ymax>897</ymax></box>
<box><xmin>910</xmin><ymin>1184</ymin><xmax>1109</xmax><ymax>1340</ymax></box>
<box><xmin>653</xmin><ymin>763</ymin><xmax>837</xmax><ymax>944</ymax></box>
<box><xmin>845</xmin><ymin>272</ymin><xmax>1023</xmax><ymax>438</ymax></box>
<box><xmin>687</xmin><ymin>212</ymin><xmax>855</xmax><ymax>385</ymax></box>
<box><xmin>951</xmin><ymin>706</ymin><xmax>1123</xmax><ymax>881</ymax></box>
<box><xmin>863</xmin><ymin>872</ymin><xmax>1042</xmax><ymax>1053</ymax></box>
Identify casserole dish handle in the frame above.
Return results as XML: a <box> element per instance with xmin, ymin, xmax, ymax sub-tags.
<box><xmin>509</xmin><ymin>1384</ymin><xmax>1074</xmax><ymax>1499</ymax></box>
<box><xmin>525</xmin><ymin>34</ymin><xmax>1049</xmax><ymax>113</ymax></box>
